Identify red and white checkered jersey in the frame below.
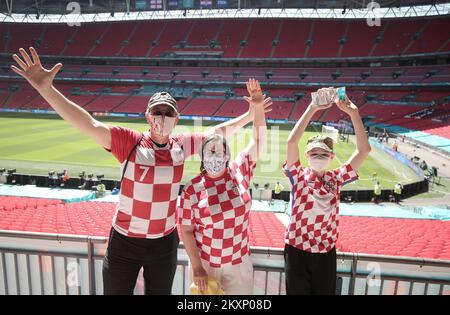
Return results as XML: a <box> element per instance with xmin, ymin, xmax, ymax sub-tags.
<box><xmin>283</xmin><ymin>160</ymin><xmax>358</xmax><ymax>253</ymax></box>
<box><xmin>106</xmin><ymin>126</ymin><xmax>203</xmax><ymax>239</ymax></box>
<box><xmin>178</xmin><ymin>152</ymin><xmax>256</xmax><ymax>267</ymax></box>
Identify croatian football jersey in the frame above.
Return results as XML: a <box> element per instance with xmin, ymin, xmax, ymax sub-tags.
<box><xmin>179</xmin><ymin>153</ymin><xmax>255</xmax><ymax>267</ymax></box>
<box><xmin>284</xmin><ymin>160</ymin><xmax>358</xmax><ymax>253</ymax></box>
<box><xmin>106</xmin><ymin>126</ymin><xmax>203</xmax><ymax>239</ymax></box>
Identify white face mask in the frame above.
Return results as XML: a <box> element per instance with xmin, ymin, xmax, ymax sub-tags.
<box><xmin>149</xmin><ymin>115</ymin><xmax>176</xmax><ymax>137</ymax></box>
<box><xmin>308</xmin><ymin>156</ymin><xmax>331</xmax><ymax>172</ymax></box>
<box><xmin>203</xmin><ymin>155</ymin><xmax>227</xmax><ymax>176</ymax></box>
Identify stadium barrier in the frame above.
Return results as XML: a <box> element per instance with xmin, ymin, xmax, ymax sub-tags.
<box><xmin>369</xmin><ymin>138</ymin><xmax>425</xmax><ymax>178</ymax></box>
<box><xmin>1</xmin><ymin>230</ymin><xmax>449</xmax><ymax>295</ymax></box>
<box><xmin>6</xmin><ymin>174</ymin><xmax>429</xmax><ymax>202</ymax></box>
<box><xmin>5</xmin><ymin>172</ymin><xmax>429</xmax><ymax>203</ymax></box>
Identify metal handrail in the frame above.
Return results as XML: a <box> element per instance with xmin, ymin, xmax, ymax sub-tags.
<box><xmin>1</xmin><ymin>230</ymin><xmax>450</xmax><ymax>295</ymax></box>
<box><xmin>0</xmin><ymin>230</ymin><xmax>107</xmax><ymax>243</ymax></box>
<box><xmin>2</xmin><ymin>230</ymin><xmax>450</xmax><ymax>267</ymax></box>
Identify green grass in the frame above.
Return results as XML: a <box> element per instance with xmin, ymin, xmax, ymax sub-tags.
<box><xmin>0</xmin><ymin>113</ymin><xmax>420</xmax><ymax>190</ymax></box>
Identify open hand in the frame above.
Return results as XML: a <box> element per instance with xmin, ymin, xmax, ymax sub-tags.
<box><xmin>245</xmin><ymin>95</ymin><xmax>273</xmax><ymax>115</ymax></box>
<box><xmin>244</xmin><ymin>78</ymin><xmax>264</xmax><ymax>104</ymax></box>
<box><xmin>11</xmin><ymin>47</ymin><xmax>62</xmax><ymax>92</ymax></box>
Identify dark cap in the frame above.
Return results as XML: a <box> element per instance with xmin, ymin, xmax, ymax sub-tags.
<box><xmin>147</xmin><ymin>91</ymin><xmax>179</xmax><ymax>115</ymax></box>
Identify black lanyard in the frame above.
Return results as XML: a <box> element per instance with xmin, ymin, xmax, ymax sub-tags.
<box><xmin>120</xmin><ymin>134</ymin><xmax>144</xmax><ymax>184</ymax></box>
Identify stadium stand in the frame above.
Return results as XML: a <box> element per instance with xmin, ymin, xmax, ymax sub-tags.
<box><xmin>0</xmin><ymin>0</ymin><xmax>450</xmax><ymax>294</ymax></box>
<box><xmin>1</xmin><ymin>17</ymin><xmax>449</xmax><ymax>58</ymax></box>
<box><xmin>0</xmin><ymin>17</ymin><xmax>448</xmax><ymax>145</ymax></box>
<box><xmin>0</xmin><ymin>197</ymin><xmax>449</xmax><ymax>260</ymax></box>
<box><xmin>34</xmin><ymin>64</ymin><xmax>450</xmax><ymax>83</ymax></box>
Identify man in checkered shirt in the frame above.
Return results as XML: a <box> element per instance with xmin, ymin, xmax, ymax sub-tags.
<box><xmin>284</xmin><ymin>87</ymin><xmax>371</xmax><ymax>295</ymax></box>
<box><xmin>11</xmin><ymin>48</ymin><xmax>272</xmax><ymax>295</ymax></box>
<box><xmin>179</xmin><ymin>79</ymin><xmax>270</xmax><ymax>295</ymax></box>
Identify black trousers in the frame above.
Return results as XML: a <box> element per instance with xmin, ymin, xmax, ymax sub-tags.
<box><xmin>102</xmin><ymin>227</ymin><xmax>179</xmax><ymax>295</ymax></box>
<box><xmin>284</xmin><ymin>245</ymin><xmax>337</xmax><ymax>295</ymax></box>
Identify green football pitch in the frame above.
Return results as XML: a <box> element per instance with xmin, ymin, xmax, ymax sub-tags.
<box><xmin>0</xmin><ymin>113</ymin><xmax>420</xmax><ymax>191</ymax></box>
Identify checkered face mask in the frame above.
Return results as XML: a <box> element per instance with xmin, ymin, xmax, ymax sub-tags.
<box><xmin>149</xmin><ymin>115</ymin><xmax>176</xmax><ymax>137</ymax></box>
<box><xmin>308</xmin><ymin>156</ymin><xmax>331</xmax><ymax>172</ymax></box>
<box><xmin>203</xmin><ymin>154</ymin><xmax>227</xmax><ymax>176</ymax></box>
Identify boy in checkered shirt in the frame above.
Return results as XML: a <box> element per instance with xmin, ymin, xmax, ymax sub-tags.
<box><xmin>284</xmin><ymin>88</ymin><xmax>371</xmax><ymax>294</ymax></box>
<box><xmin>178</xmin><ymin>79</ymin><xmax>270</xmax><ymax>295</ymax></box>
<box><xmin>11</xmin><ymin>48</ymin><xmax>272</xmax><ymax>295</ymax></box>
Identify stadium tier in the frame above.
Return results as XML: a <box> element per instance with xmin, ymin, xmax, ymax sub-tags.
<box><xmin>182</xmin><ymin>97</ymin><xmax>225</xmax><ymax>116</ymax></box>
<box><xmin>1</xmin><ymin>81</ymin><xmax>447</xmax><ymax>140</ymax></box>
<box><xmin>36</xmin><ymin>64</ymin><xmax>450</xmax><ymax>83</ymax></box>
<box><xmin>0</xmin><ymin>16</ymin><xmax>448</xmax><ymax>144</ymax></box>
<box><xmin>1</xmin><ymin>17</ymin><xmax>449</xmax><ymax>58</ymax></box>
<box><xmin>0</xmin><ymin>197</ymin><xmax>449</xmax><ymax>260</ymax></box>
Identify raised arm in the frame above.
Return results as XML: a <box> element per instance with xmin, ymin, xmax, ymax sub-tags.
<box><xmin>11</xmin><ymin>47</ymin><xmax>111</xmax><ymax>149</ymax></box>
<box><xmin>243</xmin><ymin>79</ymin><xmax>269</xmax><ymax>161</ymax></box>
<box><xmin>336</xmin><ymin>97</ymin><xmax>371</xmax><ymax>171</ymax></box>
<box><xmin>286</xmin><ymin>87</ymin><xmax>333</xmax><ymax>167</ymax></box>
<box><xmin>205</xmin><ymin>78</ymin><xmax>272</xmax><ymax>140</ymax></box>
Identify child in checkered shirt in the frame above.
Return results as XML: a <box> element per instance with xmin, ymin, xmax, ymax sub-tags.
<box><xmin>284</xmin><ymin>88</ymin><xmax>371</xmax><ymax>294</ymax></box>
<box><xmin>179</xmin><ymin>79</ymin><xmax>270</xmax><ymax>295</ymax></box>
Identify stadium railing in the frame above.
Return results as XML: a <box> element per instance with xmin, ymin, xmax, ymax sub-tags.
<box><xmin>1</xmin><ymin>230</ymin><xmax>449</xmax><ymax>295</ymax></box>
